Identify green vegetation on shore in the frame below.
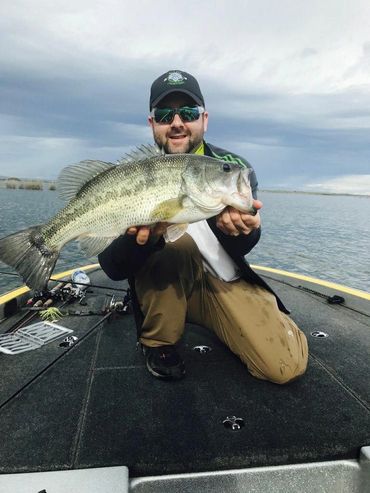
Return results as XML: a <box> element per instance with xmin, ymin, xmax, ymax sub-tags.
<box><xmin>0</xmin><ymin>178</ymin><xmax>56</xmax><ymax>191</ymax></box>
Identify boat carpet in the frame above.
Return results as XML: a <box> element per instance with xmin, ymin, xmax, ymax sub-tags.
<box><xmin>0</xmin><ymin>270</ymin><xmax>369</xmax><ymax>477</ymax></box>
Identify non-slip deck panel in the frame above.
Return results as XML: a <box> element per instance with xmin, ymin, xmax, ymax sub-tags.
<box><xmin>77</xmin><ymin>323</ymin><xmax>370</xmax><ymax>477</ymax></box>
<box><xmin>264</xmin><ymin>277</ymin><xmax>370</xmax><ymax>406</ymax></box>
<box><xmin>0</xmin><ymin>270</ymin><xmax>369</xmax><ymax>477</ymax></box>
<box><xmin>0</xmin><ymin>333</ymin><xmax>99</xmax><ymax>472</ymax></box>
<box><xmin>0</xmin><ymin>291</ymin><xmax>108</xmax><ymax>405</ymax></box>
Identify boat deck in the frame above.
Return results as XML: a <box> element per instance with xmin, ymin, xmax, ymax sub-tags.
<box><xmin>0</xmin><ymin>267</ymin><xmax>369</xmax><ymax>482</ymax></box>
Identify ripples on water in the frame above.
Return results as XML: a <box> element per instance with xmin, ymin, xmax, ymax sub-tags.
<box><xmin>248</xmin><ymin>191</ymin><xmax>370</xmax><ymax>293</ymax></box>
<box><xmin>0</xmin><ymin>188</ymin><xmax>369</xmax><ymax>295</ymax></box>
<box><xmin>0</xmin><ymin>189</ymin><xmax>96</xmax><ymax>295</ymax></box>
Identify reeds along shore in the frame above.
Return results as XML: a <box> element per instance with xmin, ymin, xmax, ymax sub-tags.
<box><xmin>1</xmin><ymin>179</ymin><xmax>56</xmax><ymax>191</ymax></box>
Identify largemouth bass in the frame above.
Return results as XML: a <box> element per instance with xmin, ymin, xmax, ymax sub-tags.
<box><xmin>0</xmin><ymin>145</ymin><xmax>254</xmax><ymax>291</ymax></box>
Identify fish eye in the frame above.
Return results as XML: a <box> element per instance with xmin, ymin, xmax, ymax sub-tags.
<box><xmin>223</xmin><ymin>163</ymin><xmax>231</xmax><ymax>172</ymax></box>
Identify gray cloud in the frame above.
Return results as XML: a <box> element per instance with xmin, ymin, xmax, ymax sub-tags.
<box><xmin>0</xmin><ymin>0</ymin><xmax>369</xmax><ymax>193</ymax></box>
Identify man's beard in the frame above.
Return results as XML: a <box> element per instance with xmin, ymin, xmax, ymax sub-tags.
<box><xmin>154</xmin><ymin>135</ymin><xmax>199</xmax><ymax>155</ymax></box>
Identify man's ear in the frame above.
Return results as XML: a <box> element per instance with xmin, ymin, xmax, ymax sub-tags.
<box><xmin>203</xmin><ymin>111</ymin><xmax>209</xmax><ymax>132</ymax></box>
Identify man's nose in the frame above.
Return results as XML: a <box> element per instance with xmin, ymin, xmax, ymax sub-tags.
<box><xmin>171</xmin><ymin>113</ymin><xmax>184</xmax><ymax>127</ymax></box>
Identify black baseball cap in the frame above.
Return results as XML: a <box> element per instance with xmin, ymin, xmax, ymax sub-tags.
<box><xmin>149</xmin><ymin>70</ymin><xmax>205</xmax><ymax>110</ymax></box>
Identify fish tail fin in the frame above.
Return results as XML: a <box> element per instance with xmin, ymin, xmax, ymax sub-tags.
<box><xmin>0</xmin><ymin>225</ymin><xmax>59</xmax><ymax>291</ymax></box>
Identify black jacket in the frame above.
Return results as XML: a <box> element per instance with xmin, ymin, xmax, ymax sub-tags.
<box><xmin>98</xmin><ymin>142</ymin><xmax>289</xmax><ymax>333</ymax></box>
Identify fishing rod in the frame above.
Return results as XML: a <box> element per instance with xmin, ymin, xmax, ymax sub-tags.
<box><xmin>0</xmin><ymin>267</ymin><xmax>132</xmax><ymax>332</ymax></box>
<box><xmin>0</xmin><ymin>312</ymin><xmax>112</xmax><ymax>413</ymax></box>
<box><xmin>0</xmin><ymin>270</ymin><xmax>128</xmax><ymax>293</ymax></box>
<box><xmin>4</xmin><ymin>281</ymin><xmax>79</xmax><ymax>333</ymax></box>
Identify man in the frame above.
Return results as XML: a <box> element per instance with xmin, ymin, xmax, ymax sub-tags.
<box><xmin>98</xmin><ymin>70</ymin><xmax>308</xmax><ymax>383</ymax></box>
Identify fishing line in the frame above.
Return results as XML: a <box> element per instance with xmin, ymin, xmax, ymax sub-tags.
<box><xmin>0</xmin><ymin>271</ymin><xmax>128</xmax><ymax>293</ymax></box>
<box><xmin>49</xmin><ymin>278</ymin><xmax>129</xmax><ymax>293</ymax></box>
<box><xmin>0</xmin><ymin>271</ymin><xmax>20</xmax><ymax>277</ymax></box>
<box><xmin>0</xmin><ymin>312</ymin><xmax>112</xmax><ymax>413</ymax></box>
<box><xmin>261</xmin><ymin>272</ymin><xmax>370</xmax><ymax>318</ymax></box>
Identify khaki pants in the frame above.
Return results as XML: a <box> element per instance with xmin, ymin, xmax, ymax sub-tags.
<box><xmin>135</xmin><ymin>234</ymin><xmax>308</xmax><ymax>384</ymax></box>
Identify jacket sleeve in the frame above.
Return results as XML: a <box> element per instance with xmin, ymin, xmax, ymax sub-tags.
<box><xmin>249</xmin><ymin>168</ymin><xmax>258</xmax><ymax>200</ymax></box>
<box><xmin>98</xmin><ymin>234</ymin><xmax>165</xmax><ymax>281</ymax></box>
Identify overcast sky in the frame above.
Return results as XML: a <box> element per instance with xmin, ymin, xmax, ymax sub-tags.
<box><xmin>1</xmin><ymin>0</ymin><xmax>369</xmax><ymax>193</ymax></box>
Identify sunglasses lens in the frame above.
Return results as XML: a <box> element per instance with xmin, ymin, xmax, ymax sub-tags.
<box><xmin>154</xmin><ymin>108</ymin><xmax>175</xmax><ymax>123</ymax></box>
<box><xmin>178</xmin><ymin>107</ymin><xmax>200</xmax><ymax>121</ymax></box>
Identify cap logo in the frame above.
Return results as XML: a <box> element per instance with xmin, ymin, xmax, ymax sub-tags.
<box><xmin>164</xmin><ymin>71</ymin><xmax>187</xmax><ymax>85</ymax></box>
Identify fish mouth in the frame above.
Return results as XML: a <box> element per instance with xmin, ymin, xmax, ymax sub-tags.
<box><xmin>223</xmin><ymin>192</ymin><xmax>254</xmax><ymax>212</ymax></box>
<box><xmin>237</xmin><ymin>169</ymin><xmax>252</xmax><ymax>194</ymax></box>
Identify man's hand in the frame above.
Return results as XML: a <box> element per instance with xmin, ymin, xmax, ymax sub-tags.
<box><xmin>216</xmin><ymin>199</ymin><xmax>263</xmax><ymax>236</ymax></box>
<box><xmin>126</xmin><ymin>222</ymin><xmax>169</xmax><ymax>245</ymax></box>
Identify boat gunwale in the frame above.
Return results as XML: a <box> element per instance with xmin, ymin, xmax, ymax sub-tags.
<box><xmin>1</xmin><ymin>263</ymin><xmax>369</xmax><ymax>307</ymax></box>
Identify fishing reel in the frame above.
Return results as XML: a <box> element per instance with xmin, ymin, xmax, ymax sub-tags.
<box><xmin>58</xmin><ymin>283</ymin><xmax>85</xmax><ymax>304</ymax></box>
<box><xmin>103</xmin><ymin>290</ymin><xmax>132</xmax><ymax>316</ymax></box>
<box><xmin>58</xmin><ymin>270</ymin><xmax>92</xmax><ymax>304</ymax></box>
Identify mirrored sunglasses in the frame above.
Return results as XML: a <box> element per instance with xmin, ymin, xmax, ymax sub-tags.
<box><xmin>151</xmin><ymin>106</ymin><xmax>205</xmax><ymax>124</ymax></box>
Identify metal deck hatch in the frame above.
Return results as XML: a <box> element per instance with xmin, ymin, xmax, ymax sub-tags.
<box><xmin>0</xmin><ymin>321</ymin><xmax>73</xmax><ymax>355</ymax></box>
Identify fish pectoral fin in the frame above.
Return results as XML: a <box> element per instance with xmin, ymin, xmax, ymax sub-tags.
<box><xmin>163</xmin><ymin>224</ymin><xmax>189</xmax><ymax>243</ymax></box>
<box><xmin>78</xmin><ymin>235</ymin><xmax>118</xmax><ymax>257</ymax></box>
<box><xmin>149</xmin><ymin>198</ymin><xmax>184</xmax><ymax>221</ymax></box>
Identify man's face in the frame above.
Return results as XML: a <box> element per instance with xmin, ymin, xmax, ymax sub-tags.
<box><xmin>148</xmin><ymin>93</ymin><xmax>208</xmax><ymax>154</ymax></box>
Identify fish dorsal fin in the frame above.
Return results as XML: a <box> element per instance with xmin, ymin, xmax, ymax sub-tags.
<box><xmin>57</xmin><ymin>160</ymin><xmax>115</xmax><ymax>201</ymax></box>
<box><xmin>118</xmin><ymin>144</ymin><xmax>164</xmax><ymax>164</ymax></box>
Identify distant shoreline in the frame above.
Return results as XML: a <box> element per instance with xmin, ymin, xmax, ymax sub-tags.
<box><xmin>259</xmin><ymin>189</ymin><xmax>370</xmax><ymax>198</ymax></box>
<box><xmin>0</xmin><ymin>178</ymin><xmax>368</xmax><ymax>198</ymax></box>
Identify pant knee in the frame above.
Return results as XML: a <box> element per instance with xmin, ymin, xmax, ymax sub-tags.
<box><xmin>143</xmin><ymin>236</ymin><xmax>198</xmax><ymax>279</ymax></box>
<box><xmin>267</xmin><ymin>369</ymin><xmax>305</xmax><ymax>385</ymax></box>
<box><xmin>259</xmin><ymin>359</ymin><xmax>308</xmax><ymax>385</ymax></box>
<box><xmin>247</xmin><ymin>351</ymin><xmax>308</xmax><ymax>384</ymax></box>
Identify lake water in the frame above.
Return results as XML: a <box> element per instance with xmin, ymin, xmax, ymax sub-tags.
<box><xmin>0</xmin><ymin>188</ymin><xmax>369</xmax><ymax>295</ymax></box>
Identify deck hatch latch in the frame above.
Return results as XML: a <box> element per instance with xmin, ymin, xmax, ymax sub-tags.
<box><xmin>59</xmin><ymin>335</ymin><xmax>78</xmax><ymax>347</ymax></box>
<box><xmin>310</xmin><ymin>331</ymin><xmax>329</xmax><ymax>338</ymax></box>
<box><xmin>192</xmin><ymin>345</ymin><xmax>212</xmax><ymax>354</ymax></box>
<box><xmin>222</xmin><ymin>416</ymin><xmax>244</xmax><ymax>430</ymax></box>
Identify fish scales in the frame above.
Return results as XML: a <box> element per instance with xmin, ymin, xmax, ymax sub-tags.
<box><xmin>0</xmin><ymin>145</ymin><xmax>254</xmax><ymax>290</ymax></box>
<box><xmin>43</xmin><ymin>156</ymin><xmax>187</xmax><ymax>249</ymax></box>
